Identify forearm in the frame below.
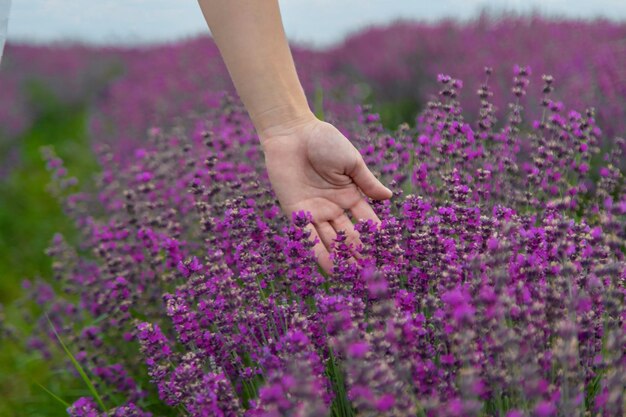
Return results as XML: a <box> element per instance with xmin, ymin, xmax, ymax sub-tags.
<box><xmin>198</xmin><ymin>0</ymin><xmax>314</xmax><ymax>138</ymax></box>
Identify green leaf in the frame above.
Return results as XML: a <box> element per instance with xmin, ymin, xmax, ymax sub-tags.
<box><xmin>36</xmin><ymin>382</ymin><xmax>70</xmax><ymax>408</ymax></box>
<box><xmin>46</xmin><ymin>315</ymin><xmax>107</xmax><ymax>412</ymax></box>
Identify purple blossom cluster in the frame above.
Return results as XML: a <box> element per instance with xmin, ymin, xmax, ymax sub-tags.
<box><xmin>10</xmin><ymin>65</ymin><xmax>624</xmax><ymax>417</ymax></box>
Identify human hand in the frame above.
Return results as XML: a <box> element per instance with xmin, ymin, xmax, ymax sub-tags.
<box><xmin>260</xmin><ymin>116</ymin><xmax>393</xmax><ymax>272</ymax></box>
<box><xmin>199</xmin><ymin>0</ymin><xmax>392</xmax><ymax>272</ymax></box>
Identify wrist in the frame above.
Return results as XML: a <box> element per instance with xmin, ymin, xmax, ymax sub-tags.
<box><xmin>255</xmin><ymin>105</ymin><xmax>318</xmax><ymax>142</ymax></box>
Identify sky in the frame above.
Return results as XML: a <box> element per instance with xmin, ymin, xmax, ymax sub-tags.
<box><xmin>4</xmin><ymin>0</ymin><xmax>626</xmax><ymax>48</ymax></box>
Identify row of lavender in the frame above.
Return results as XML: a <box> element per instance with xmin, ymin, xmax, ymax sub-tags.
<box><xmin>0</xmin><ymin>38</ymin><xmax>352</xmax><ymax>170</ymax></box>
<box><xmin>1</xmin><ymin>17</ymin><xmax>625</xmax><ymax>154</ymax></box>
<box><xmin>329</xmin><ymin>16</ymin><xmax>626</xmax><ymax>139</ymax></box>
<box><xmin>7</xmin><ymin>59</ymin><xmax>624</xmax><ymax>416</ymax></box>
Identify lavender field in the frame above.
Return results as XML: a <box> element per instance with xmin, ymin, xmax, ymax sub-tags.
<box><xmin>0</xmin><ymin>16</ymin><xmax>625</xmax><ymax>417</ymax></box>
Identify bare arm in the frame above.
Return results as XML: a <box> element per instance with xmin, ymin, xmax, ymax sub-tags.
<box><xmin>198</xmin><ymin>0</ymin><xmax>312</xmax><ymax>135</ymax></box>
<box><xmin>198</xmin><ymin>0</ymin><xmax>392</xmax><ymax>272</ymax></box>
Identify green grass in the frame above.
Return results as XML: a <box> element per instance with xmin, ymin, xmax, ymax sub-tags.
<box><xmin>0</xmin><ymin>87</ymin><xmax>98</xmax><ymax>304</ymax></box>
<box><xmin>0</xmin><ymin>86</ymin><xmax>100</xmax><ymax>416</ymax></box>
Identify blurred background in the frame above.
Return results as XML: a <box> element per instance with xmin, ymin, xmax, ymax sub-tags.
<box><xmin>0</xmin><ymin>1</ymin><xmax>625</xmax><ymax>415</ymax></box>
<box><xmin>6</xmin><ymin>0</ymin><xmax>626</xmax><ymax>46</ymax></box>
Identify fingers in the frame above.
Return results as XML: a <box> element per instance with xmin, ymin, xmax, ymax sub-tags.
<box><xmin>350</xmin><ymin>198</ymin><xmax>382</xmax><ymax>224</ymax></box>
<box><xmin>330</xmin><ymin>213</ymin><xmax>362</xmax><ymax>255</ymax></box>
<box><xmin>350</xmin><ymin>154</ymin><xmax>393</xmax><ymax>201</ymax></box>
<box><xmin>306</xmin><ymin>224</ymin><xmax>333</xmax><ymax>273</ymax></box>
<box><xmin>315</xmin><ymin>221</ymin><xmax>336</xmax><ymax>253</ymax></box>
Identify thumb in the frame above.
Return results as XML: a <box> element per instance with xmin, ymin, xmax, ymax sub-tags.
<box><xmin>350</xmin><ymin>154</ymin><xmax>393</xmax><ymax>200</ymax></box>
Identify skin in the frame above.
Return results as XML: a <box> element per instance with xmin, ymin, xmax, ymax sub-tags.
<box><xmin>198</xmin><ymin>0</ymin><xmax>392</xmax><ymax>272</ymax></box>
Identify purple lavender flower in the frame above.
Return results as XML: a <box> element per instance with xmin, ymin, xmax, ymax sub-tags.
<box><xmin>8</xmin><ymin>58</ymin><xmax>625</xmax><ymax>417</ymax></box>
